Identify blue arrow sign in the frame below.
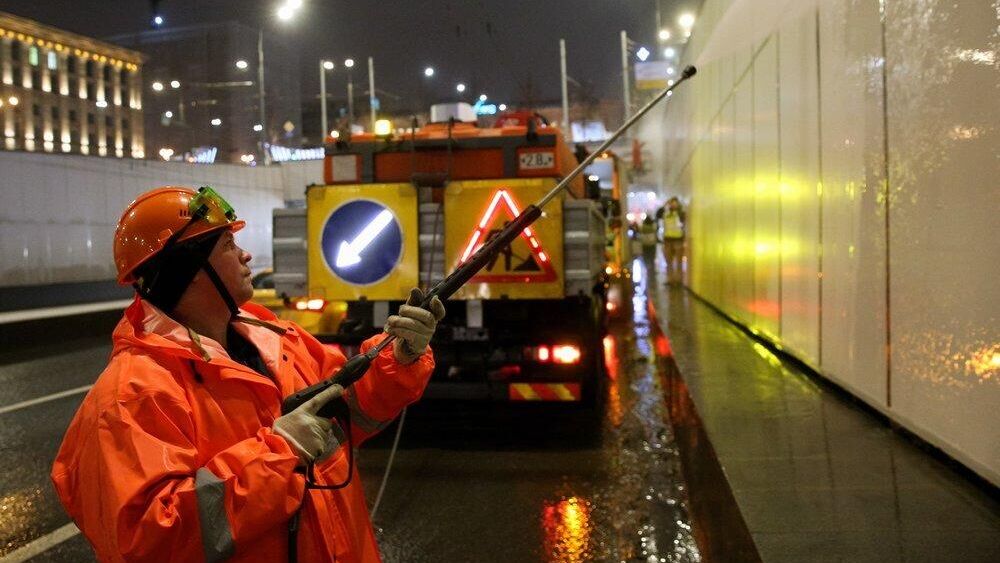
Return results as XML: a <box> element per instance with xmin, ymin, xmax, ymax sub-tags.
<box><xmin>321</xmin><ymin>200</ymin><xmax>403</xmax><ymax>285</ymax></box>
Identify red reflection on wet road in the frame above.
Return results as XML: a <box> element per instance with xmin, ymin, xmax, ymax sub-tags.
<box><xmin>541</xmin><ymin>496</ymin><xmax>593</xmax><ymax>563</ymax></box>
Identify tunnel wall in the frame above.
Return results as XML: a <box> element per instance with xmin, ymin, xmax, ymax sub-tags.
<box><xmin>0</xmin><ymin>151</ymin><xmax>322</xmax><ymax>289</ymax></box>
<box><xmin>653</xmin><ymin>0</ymin><xmax>998</xmax><ymax>485</ymax></box>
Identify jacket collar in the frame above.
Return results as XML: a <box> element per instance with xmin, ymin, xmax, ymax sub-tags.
<box><xmin>115</xmin><ymin>296</ymin><xmax>291</xmax><ymax>374</ymax></box>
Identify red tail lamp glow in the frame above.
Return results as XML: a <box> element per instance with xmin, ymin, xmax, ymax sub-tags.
<box><xmin>655</xmin><ymin>334</ymin><xmax>673</xmax><ymax>357</ymax></box>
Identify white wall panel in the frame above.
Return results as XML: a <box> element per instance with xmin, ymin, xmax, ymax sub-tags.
<box><xmin>817</xmin><ymin>0</ymin><xmax>888</xmax><ymax>407</ymax></box>
<box><xmin>884</xmin><ymin>0</ymin><xmax>1000</xmax><ymax>484</ymax></box>
<box><xmin>752</xmin><ymin>38</ymin><xmax>782</xmax><ymax>340</ymax></box>
<box><xmin>733</xmin><ymin>51</ymin><xmax>756</xmax><ymax>323</ymax></box>
<box><xmin>777</xmin><ymin>13</ymin><xmax>822</xmax><ymax>368</ymax></box>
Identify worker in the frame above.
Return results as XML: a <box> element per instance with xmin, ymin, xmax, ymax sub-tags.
<box><xmin>657</xmin><ymin>197</ymin><xmax>686</xmax><ymax>285</ymax></box>
<box><xmin>51</xmin><ymin>186</ymin><xmax>445</xmax><ymax>562</ymax></box>
<box><xmin>639</xmin><ymin>214</ymin><xmax>659</xmax><ymax>274</ymax></box>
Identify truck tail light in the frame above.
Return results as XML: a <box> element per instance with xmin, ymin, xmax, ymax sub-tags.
<box><xmin>536</xmin><ymin>345</ymin><xmax>550</xmax><ymax>362</ymax></box>
<box><xmin>526</xmin><ymin>344</ymin><xmax>582</xmax><ymax>364</ymax></box>
<box><xmin>552</xmin><ymin>345</ymin><xmax>581</xmax><ymax>364</ymax></box>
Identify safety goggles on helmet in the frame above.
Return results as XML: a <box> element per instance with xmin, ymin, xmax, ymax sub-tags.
<box><xmin>159</xmin><ymin>186</ymin><xmax>239</xmax><ymax>254</ymax></box>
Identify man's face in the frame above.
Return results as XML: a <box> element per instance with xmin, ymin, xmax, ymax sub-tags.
<box><xmin>207</xmin><ymin>230</ymin><xmax>254</xmax><ymax>305</ymax></box>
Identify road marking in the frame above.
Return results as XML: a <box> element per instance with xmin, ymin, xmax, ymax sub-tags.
<box><xmin>0</xmin><ymin>299</ymin><xmax>131</xmax><ymax>325</ymax></box>
<box><xmin>0</xmin><ymin>522</ymin><xmax>80</xmax><ymax>563</ymax></box>
<box><xmin>0</xmin><ymin>385</ymin><xmax>92</xmax><ymax>415</ymax></box>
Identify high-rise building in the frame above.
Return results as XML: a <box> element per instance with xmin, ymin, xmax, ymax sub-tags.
<box><xmin>0</xmin><ymin>11</ymin><xmax>145</xmax><ymax>158</ymax></box>
<box><xmin>109</xmin><ymin>22</ymin><xmax>301</xmax><ymax>165</ymax></box>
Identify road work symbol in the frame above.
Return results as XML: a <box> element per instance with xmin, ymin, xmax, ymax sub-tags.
<box><xmin>321</xmin><ymin>200</ymin><xmax>402</xmax><ymax>285</ymax></box>
<box><xmin>459</xmin><ymin>189</ymin><xmax>556</xmax><ymax>283</ymax></box>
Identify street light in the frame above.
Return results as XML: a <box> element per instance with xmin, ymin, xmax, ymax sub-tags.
<box><xmin>151</xmin><ymin>81</ymin><xmax>164</xmax><ymax>92</ymax></box>
<box><xmin>658</xmin><ymin>29</ymin><xmax>671</xmax><ymax>41</ymax></box>
<box><xmin>456</xmin><ymin>83</ymin><xmax>466</xmax><ymax>93</ymax></box>
<box><xmin>235</xmin><ymin>59</ymin><xmax>248</xmax><ymax>70</ymax></box>
<box><xmin>320</xmin><ymin>59</ymin><xmax>335</xmax><ymax>139</ymax></box>
<box><xmin>277</xmin><ymin>4</ymin><xmax>295</xmax><ymax>20</ymax></box>
<box><xmin>678</xmin><ymin>13</ymin><xmax>695</xmax><ymax>29</ymax></box>
<box><xmin>664</xmin><ymin>47</ymin><xmax>676</xmax><ymax>58</ymax></box>
<box><xmin>211</xmin><ymin>118</ymin><xmax>222</xmax><ymax>126</ymax></box>
<box><xmin>344</xmin><ymin>58</ymin><xmax>355</xmax><ymax>127</ymax></box>
<box><xmin>153</xmin><ymin>15</ymin><xmax>164</xmax><ymax>27</ymax></box>
<box><xmin>424</xmin><ymin>66</ymin><xmax>434</xmax><ymax>77</ymax></box>
<box><xmin>479</xmin><ymin>94</ymin><xmax>487</xmax><ymax>102</ymax></box>
<box><xmin>170</xmin><ymin>80</ymin><xmax>180</xmax><ymax>89</ymax></box>
<box><xmin>258</xmin><ymin>0</ymin><xmax>303</xmax><ymax>165</ymax></box>
<box><xmin>164</xmin><ymin>110</ymin><xmax>173</xmax><ymax>118</ymax></box>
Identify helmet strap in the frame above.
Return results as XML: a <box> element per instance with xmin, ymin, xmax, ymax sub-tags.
<box><xmin>201</xmin><ymin>262</ymin><xmax>241</xmax><ymax>318</ymax></box>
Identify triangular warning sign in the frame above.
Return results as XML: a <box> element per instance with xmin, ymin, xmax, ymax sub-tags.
<box><xmin>458</xmin><ymin>189</ymin><xmax>557</xmax><ymax>283</ymax></box>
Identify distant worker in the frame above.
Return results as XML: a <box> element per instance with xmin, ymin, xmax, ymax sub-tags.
<box><xmin>51</xmin><ymin>186</ymin><xmax>445</xmax><ymax>562</ymax></box>
<box><xmin>639</xmin><ymin>214</ymin><xmax>659</xmax><ymax>274</ymax></box>
<box><xmin>657</xmin><ymin>196</ymin><xmax>686</xmax><ymax>285</ymax></box>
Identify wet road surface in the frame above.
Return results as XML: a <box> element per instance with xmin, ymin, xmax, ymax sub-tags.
<box><xmin>0</xmin><ymin>277</ymin><xmax>700</xmax><ymax>562</ymax></box>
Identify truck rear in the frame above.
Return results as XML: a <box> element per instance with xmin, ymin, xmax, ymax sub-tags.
<box><xmin>273</xmin><ymin>107</ymin><xmax>615</xmax><ymax>405</ymax></box>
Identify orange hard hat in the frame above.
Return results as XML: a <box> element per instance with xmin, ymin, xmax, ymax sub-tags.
<box><xmin>114</xmin><ymin>187</ymin><xmax>245</xmax><ymax>284</ymax></box>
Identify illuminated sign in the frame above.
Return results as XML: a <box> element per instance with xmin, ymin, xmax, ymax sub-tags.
<box><xmin>321</xmin><ymin>200</ymin><xmax>402</xmax><ymax>285</ymax></box>
<box><xmin>269</xmin><ymin>145</ymin><xmax>325</xmax><ymax>162</ymax></box>
<box><xmin>472</xmin><ymin>98</ymin><xmax>498</xmax><ymax>116</ymax></box>
<box><xmin>459</xmin><ymin>189</ymin><xmax>556</xmax><ymax>283</ymax></box>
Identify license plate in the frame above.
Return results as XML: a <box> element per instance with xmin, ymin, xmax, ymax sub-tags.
<box><xmin>451</xmin><ymin>326</ymin><xmax>490</xmax><ymax>341</ymax></box>
<box><xmin>519</xmin><ymin>151</ymin><xmax>554</xmax><ymax>170</ymax></box>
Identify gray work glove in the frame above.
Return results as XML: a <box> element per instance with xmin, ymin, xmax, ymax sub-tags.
<box><xmin>272</xmin><ymin>384</ymin><xmax>343</xmax><ymax>466</ymax></box>
<box><xmin>386</xmin><ymin>288</ymin><xmax>446</xmax><ymax>364</ymax></box>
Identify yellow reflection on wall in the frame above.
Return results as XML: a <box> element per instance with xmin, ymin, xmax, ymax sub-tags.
<box><xmin>966</xmin><ymin>344</ymin><xmax>999</xmax><ymax>380</ymax></box>
<box><xmin>541</xmin><ymin>496</ymin><xmax>593</xmax><ymax>563</ymax></box>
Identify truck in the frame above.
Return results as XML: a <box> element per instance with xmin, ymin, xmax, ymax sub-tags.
<box><xmin>272</xmin><ymin>104</ymin><xmax>619</xmax><ymax>406</ymax></box>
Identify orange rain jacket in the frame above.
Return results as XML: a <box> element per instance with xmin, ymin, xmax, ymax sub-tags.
<box><xmin>51</xmin><ymin>297</ymin><xmax>434</xmax><ymax>562</ymax></box>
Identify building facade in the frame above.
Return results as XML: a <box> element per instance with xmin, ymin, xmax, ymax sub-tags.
<box><xmin>0</xmin><ymin>11</ymin><xmax>144</xmax><ymax>158</ymax></box>
<box><xmin>109</xmin><ymin>22</ymin><xmax>301</xmax><ymax>165</ymax></box>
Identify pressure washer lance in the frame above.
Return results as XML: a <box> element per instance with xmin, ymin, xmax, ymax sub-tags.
<box><xmin>282</xmin><ymin>65</ymin><xmax>697</xmax><ymax>419</ymax></box>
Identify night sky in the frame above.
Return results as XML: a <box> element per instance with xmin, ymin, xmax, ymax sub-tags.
<box><xmin>0</xmin><ymin>0</ymin><xmax>698</xmax><ymax>108</ymax></box>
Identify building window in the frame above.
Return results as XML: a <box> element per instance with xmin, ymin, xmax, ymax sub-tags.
<box><xmin>87</xmin><ymin>113</ymin><xmax>95</xmax><ymax>125</ymax></box>
<box><xmin>28</xmin><ymin>46</ymin><xmax>39</xmax><ymax>67</ymax></box>
<box><xmin>67</xmin><ymin>56</ymin><xmax>77</xmax><ymax>75</ymax></box>
<box><xmin>32</xmin><ymin>104</ymin><xmax>41</xmax><ymax>117</ymax></box>
<box><xmin>47</xmin><ymin>51</ymin><xmax>58</xmax><ymax>70</ymax></box>
<box><xmin>51</xmin><ymin>106</ymin><xmax>59</xmax><ymax>121</ymax></box>
<box><xmin>11</xmin><ymin>41</ymin><xmax>21</xmax><ymax>64</ymax></box>
<box><xmin>119</xmin><ymin>76</ymin><xmax>128</xmax><ymax>105</ymax></box>
<box><xmin>32</xmin><ymin>64</ymin><xmax>42</xmax><ymax>90</ymax></box>
<box><xmin>69</xmin><ymin>110</ymin><xmax>78</xmax><ymax>123</ymax></box>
